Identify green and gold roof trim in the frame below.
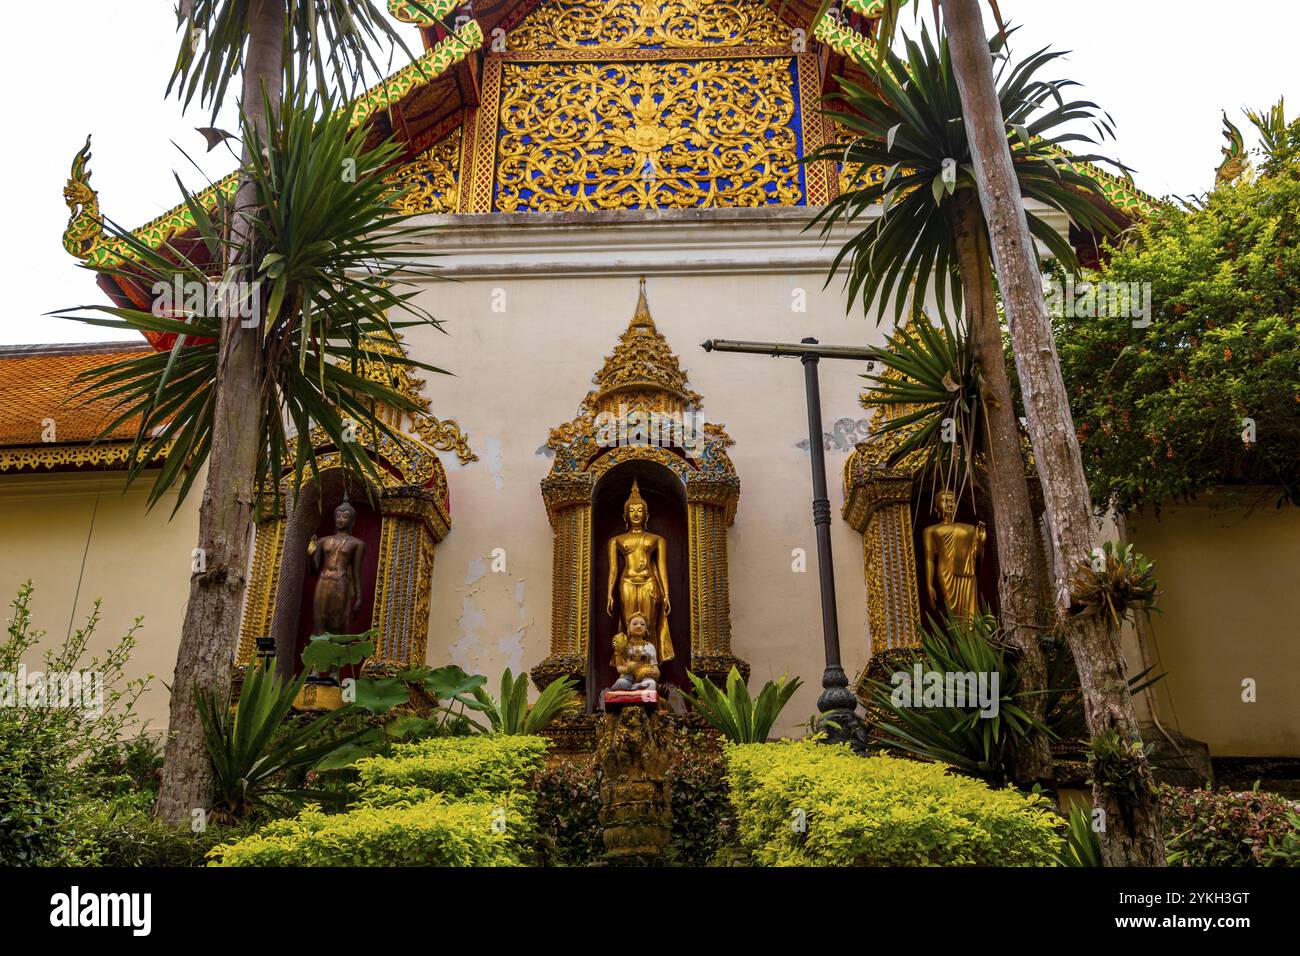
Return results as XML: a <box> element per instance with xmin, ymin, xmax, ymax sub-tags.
<box><xmin>388</xmin><ymin>0</ymin><xmax>461</xmax><ymax>25</ymax></box>
<box><xmin>814</xmin><ymin>13</ymin><xmax>1161</xmax><ymax>219</ymax></box>
<box><xmin>350</xmin><ymin>20</ymin><xmax>483</xmax><ymax>124</ymax></box>
<box><xmin>65</xmin><ymin>20</ymin><xmax>483</xmax><ymax>270</ymax></box>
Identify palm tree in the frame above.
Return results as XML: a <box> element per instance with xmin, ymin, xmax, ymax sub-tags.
<box><xmin>854</xmin><ymin>0</ymin><xmax>1166</xmax><ymax>865</ymax></box>
<box><xmin>67</xmin><ymin>1</ymin><xmax>433</xmax><ymax>824</ymax></box>
<box><xmin>812</xmin><ymin>25</ymin><xmax>1118</xmax><ymax>789</ymax></box>
<box><xmin>936</xmin><ymin>0</ymin><xmax>1165</xmax><ymax>867</ymax></box>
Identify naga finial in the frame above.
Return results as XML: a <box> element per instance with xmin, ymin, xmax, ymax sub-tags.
<box><xmin>1215</xmin><ymin>112</ymin><xmax>1248</xmax><ymax>186</ymax></box>
<box><xmin>63</xmin><ymin>135</ymin><xmax>105</xmax><ymax>259</ymax></box>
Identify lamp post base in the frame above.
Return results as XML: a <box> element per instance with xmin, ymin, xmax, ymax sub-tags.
<box><xmin>817</xmin><ymin>665</ymin><xmax>869</xmax><ymax>753</ymax></box>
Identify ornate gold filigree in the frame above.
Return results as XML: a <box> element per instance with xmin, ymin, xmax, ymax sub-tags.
<box><xmin>494</xmin><ymin>58</ymin><xmax>801</xmax><ymax>212</ymax></box>
<box><xmin>508</xmin><ymin>0</ymin><xmax>790</xmax><ymax>51</ymax></box>
<box><xmin>589</xmin><ymin>279</ymin><xmax>702</xmax><ymax>413</ymax></box>
<box><xmin>413</xmin><ymin>415</ymin><xmax>478</xmax><ymax>466</ymax></box>
<box><xmin>388</xmin><ymin>129</ymin><xmax>462</xmax><ymax>215</ymax></box>
<box><xmin>0</xmin><ymin>442</ymin><xmax>169</xmax><ymax>474</ymax></box>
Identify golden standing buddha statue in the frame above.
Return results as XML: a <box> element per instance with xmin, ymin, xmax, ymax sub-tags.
<box><xmin>921</xmin><ymin>489</ymin><xmax>986</xmax><ymax>623</ymax></box>
<box><xmin>606</xmin><ymin>480</ymin><xmax>674</xmax><ymax>664</ymax></box>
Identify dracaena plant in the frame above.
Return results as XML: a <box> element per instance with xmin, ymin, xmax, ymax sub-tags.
<box><xmin>862</xmin><ymin>312</ymin><xmax>983</xmax><ymax>503</ymax></box>
<box><xmin>682</xmin><ymin>667</ymin><xmax>803</xmax><ymax>744</ymax></box>
<box><xmin>194</xmin><ymin>662</ymin><xmax>367</xmax><ymax>819</ymax></box>
<box><xmin>462</xmin><ymin>670</ymin><xmax>582</xmax><ymax>736</ymax></box>
<box><xmin>60</xmin><ymin>80</ymin><xmax>447</xmax><ymax>512</ymax></box>
<box><xmin>860</xmin><ymin>612</ymin><xmax>1039</xmax><ymax>785</ymax></box>
<box><xmin>810</xmin><ymin>23</ymin><xmax>1123</xmax><ymax>323</ymax></box>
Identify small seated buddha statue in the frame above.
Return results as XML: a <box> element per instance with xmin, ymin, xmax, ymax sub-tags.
<box><xmin>611</xmin><ymin>614</ymin><xmax>660</xmax><ymax>693</ymax></box>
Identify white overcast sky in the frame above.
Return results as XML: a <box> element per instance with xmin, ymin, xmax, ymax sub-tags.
<box><xmin>3</xmin><ymin>0</ymin><xmax>1297</xmax><ymax>344</ymax></box>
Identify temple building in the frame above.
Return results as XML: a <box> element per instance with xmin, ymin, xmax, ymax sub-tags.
<box><xmin>2</xmin><ymin>0</ymin><xmax>1294</xmax><ymax>781</ymax></box>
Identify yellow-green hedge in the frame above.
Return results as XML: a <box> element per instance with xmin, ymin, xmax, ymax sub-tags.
<box><xmin>208</xmin><ymin>735</ymin><xmax>548</xmax><ymax>867</ymax></box>
<box><xmin>726</xmin><ymin>740</ymin><xmax>1064</xmax><ymax>866</ymax></box>
<box><xmin>208</xmin><ymin>795</ymin><xmax>532</xmax><ymax>866</ymax></box>
<box><xmin>352</xmin><ymin>735</ymin><xmax>548</xmax><ymax>799</ymax></box>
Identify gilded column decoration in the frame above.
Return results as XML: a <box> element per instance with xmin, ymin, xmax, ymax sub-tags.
<box><xmin>238</xmin><ymin>506</ymin><xmax>287</xmax><ymax>665</ymax></box>
<box><xmin>536</xmin><ymin>472</ymin><xmax>596</xmax><ymax>689</ymax></box>
<box><xmin>372</xmin><ymin>488</ymin><xmax>448</xmax><ymax>668</ymax></box>
<box><xmin>840</xmin><ymin>347</ymin><xmax>930</xmax><ymax>701</ymax></box>
<box><xmin>532</xmin><ymin>279</ymin><xmax>745</xmax><ymax>696</ymax></box>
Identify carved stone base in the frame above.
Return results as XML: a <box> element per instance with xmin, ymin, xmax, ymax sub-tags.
<box><xmin>690</xmin><ymin>653</ymin><xmax>751</xmax><ymax>687</ymax></box>
<box><xmin>539</xmin><ymin>712</ymin><xmax>601</xmax><ymax>763</ymax></box>
<box><xmin>597</xmin><ymin>705</ymin><xmax>672</xmax><ymax>863</ymax></box>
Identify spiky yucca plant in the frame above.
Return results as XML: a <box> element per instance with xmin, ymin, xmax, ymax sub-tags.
<box><xmin>194</xmin><ymin>663</ymin><xmax>365</xmax><ymax>819</ymax></box>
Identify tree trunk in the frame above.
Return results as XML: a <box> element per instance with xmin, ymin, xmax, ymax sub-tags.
<box><xmin>270</xmin><ymin>481</ymin><xmax>320</xmax><ymax>679</ymax></box>
<box><xmin>156</xmin><ymin>0</ymin><xmax>285</xmax><ymax>825</ymax></box>
<box><xmin>949</xmin><ymin>190</ymin><xmax>1054</xmax><ymax>786</ymax></box>
<box><xmin>941</xmin><ymin>0</ymin><xmax>1165</xmax><ymax>865</ymax></box>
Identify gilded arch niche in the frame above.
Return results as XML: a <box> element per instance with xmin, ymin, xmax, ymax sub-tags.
<box><xmin>842</xmin><ymin>338</ymin><xmax>1049</xmax><ymax>700</ymax></box>
<box><xmin>237</xmin><ymin>337</ymin><xmax>476</xmax><ymax>676</ymax></box>
<box><xmin>531</xmin><ymin>280</ymin><xmax>747</xmax><ymax>699</ymax></box>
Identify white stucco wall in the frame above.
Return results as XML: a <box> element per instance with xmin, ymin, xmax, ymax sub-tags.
<box><xmin>400</xmin><ymin>207</ymin><xmax>894</xmax><ymax>735</ymax></box>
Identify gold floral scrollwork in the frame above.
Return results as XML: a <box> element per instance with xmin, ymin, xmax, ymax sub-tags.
<box><xmin>508</xmin><ymin>0</ymin><xmax>791</xmax><ymax>51</ymax></box>
<box><xmin>494</xmin><ymin>58</ymin><xmax>801</xmax><ymax>212</ymax></box>
<box><xmin>387</xmin><ymin>129</ymin><xmax>462</xmax><ymax>215</ymax></box>
<box><xmin>414</xmin><ymin>414</ymin><xmax>478</xmax><ymax>466</ymax></box>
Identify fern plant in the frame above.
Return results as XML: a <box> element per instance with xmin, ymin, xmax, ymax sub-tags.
<box><xmin>681</xmin><ymin>667</ymin><xmax>802</xmax><ymax>744</ymax></box>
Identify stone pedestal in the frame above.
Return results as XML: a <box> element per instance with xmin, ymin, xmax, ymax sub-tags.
<box><xmin>597</xmin><ymin>700</ymin><xmax>672</xmax><ymax>863</ymax></box>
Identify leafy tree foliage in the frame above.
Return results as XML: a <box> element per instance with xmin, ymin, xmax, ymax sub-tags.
<box><xmin>1055</xmin><ymin>117</ymin><xmax>1300</xmax><ymax>512</ymax></box>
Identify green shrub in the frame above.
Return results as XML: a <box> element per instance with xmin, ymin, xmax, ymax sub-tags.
<box><xmin>208</xmin><ymin>796</ymin><xmax>533</xmax><ymax>866</ymax></box>
<box><xmin>1054</xmin><ymin>112</ymin><xmax>1300</xmax><ymax>511</ymax></box>
<box><xmin>0</xmin><ymin>724</ymin><xmax>78</xmax><ymax>865</ymax></box>
<box><xmin>66</xmin><ymin>791</ymin><xmax>253</xmax><ymax>867</ymax></box>
<box><xmin>209</xmin><ymin>735</ymin><xmax>549</xmax><ymax>866</ymax></box>
<box><xmin>79</xmin><ymin>733</ymin><xmax>164</xmax><ymax>798</ymax></box>
<box><xmin>532</xmin><ymin>756</ymin><xmax>602</xmax><ymax>867</ymax></box>
<box><xmin>352</xmin><ymin>735</ymin><xmax>548</xmax><ymax>798</ymax></box>
<box><xmin>726</xmin><ymin>739</ymin><xmax>1063</xmax><ymax>866</ymax></box>
<box><xmin>1160</xmin><ymin>784</ymin><xmax>1300</xmax><ymax>866</ymax></box>
<box><xmin>0</xmin><ymin>583</ymin><xmax>151</xmax><ymax>865</ymax></box>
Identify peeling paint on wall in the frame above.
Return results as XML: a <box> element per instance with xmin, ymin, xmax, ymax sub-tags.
<box><xmin>483</xmin><ymin>436</ymin><xmax>505</xmax><ymax>490</ymax></box>
<box><xmin>451</xmin><ymin>554</ymin><xmax>532</xmax><ymax>678</ymax></box>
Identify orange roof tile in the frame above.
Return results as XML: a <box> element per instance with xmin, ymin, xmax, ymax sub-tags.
<box><xmin>0</xmin><ymin>342</ymin><xmax>152</xmax><ymax>447</ymax></box>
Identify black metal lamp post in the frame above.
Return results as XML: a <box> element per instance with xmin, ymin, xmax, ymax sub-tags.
<box><xmin>701</xmin><ymin>336</ymin><xmax>873</xmax><ymax>750</ymax></box>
